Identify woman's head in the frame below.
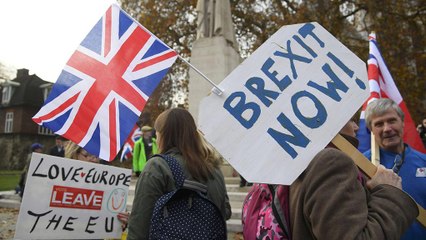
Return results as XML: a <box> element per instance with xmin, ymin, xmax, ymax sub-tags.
<box><xmin>154</xmin><ymin>108</ymin><xmax>199</xmax><ymax>153</ymax></box>
<box><xmin>64</xmin><ymin>141</ymin><xmax>97</xmax><ymax>163</ymax></box>
<box><xmin>154</xmin><ymin>108</ymin><xmax>218</xmax><ymax>181</ymax></box>
<box><xmin>340</xmin><ymin>119</ymin><xmax>359</xmax><ymax>137</ymax></box>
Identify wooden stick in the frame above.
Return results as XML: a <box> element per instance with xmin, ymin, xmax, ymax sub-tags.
<box><xmin>332</xmin><ymin>134</ymin><xmax>376</xmax><ymax>177</ymax></box>
<box><xmin>370</xmin><ymin>133</ymin><xmax>380</xmax><ymax>166</ymax></box>
<box><xmin>331</xmin><ymin>134</ymin><xmax>426</xmax><ymax>227</ymax></box>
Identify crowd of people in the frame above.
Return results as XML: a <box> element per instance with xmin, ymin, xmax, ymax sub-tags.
<box><xmin>16</xmin><ymin>99</ymin><xmax>425</xmax><ymax>239</ymax></box>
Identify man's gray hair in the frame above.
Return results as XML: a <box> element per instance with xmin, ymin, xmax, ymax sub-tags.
<box><xmin>365</xmin><ymin>98</ymin><xmax>405</xmax><ymax>130</ymax></box>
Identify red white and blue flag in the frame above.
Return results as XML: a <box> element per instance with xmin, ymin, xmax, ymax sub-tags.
<box><xmin>32</xmin><ymin>4</ymin><xmax>178</xmax><ymax>161</ymax></box>
<box><xmin>120</xmin><ymin>124</ymin><xmax>142</xmax><ymax>162</ymax></box>
<box><xmin>357</xmin><ymin>33</ymin><xmax>426</xmax><ymax>153</ymax></box>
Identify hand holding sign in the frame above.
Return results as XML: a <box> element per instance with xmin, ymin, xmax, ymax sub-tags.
<box><xmin>199</xmin><ymin>22</ymin><xmax>368</xmax><ymax>185</ymax></box>
<box><xmin>331</xmin><ymin>134</ymin><xmax>426</xmax><ymax>227</ymax></box>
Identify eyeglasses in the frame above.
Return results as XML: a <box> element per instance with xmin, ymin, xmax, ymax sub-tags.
<box><xmin>392</xmin><ymin>155</ymin><xmax>403</xmax><ymax>174</ymax></box>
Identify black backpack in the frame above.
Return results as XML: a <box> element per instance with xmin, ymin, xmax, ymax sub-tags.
<box><xmin>149</xmin><ymin>154</ymin><xmax>227</xmax><ymax>240</ymax></box>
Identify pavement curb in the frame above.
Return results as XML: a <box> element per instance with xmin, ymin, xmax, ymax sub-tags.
<box><xmin>0</xmin><ymin>191</ymin><xmax>21</xmax><ymax>209</ymax></box>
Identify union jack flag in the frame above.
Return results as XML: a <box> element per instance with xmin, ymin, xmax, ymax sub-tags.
<box><xmin>32</xmin><ymin>4</ymin><xmax>178</xmax><ymax>161</ymax></box>
<box><xmin>357</xmin><ymin>32</ymin><xmax>425</xmax><ymax>153</ymax></box>
<box><xmin>120</xmin><ymin>124</ymin><xmax>142</xmax><ymax>162</ymax></box>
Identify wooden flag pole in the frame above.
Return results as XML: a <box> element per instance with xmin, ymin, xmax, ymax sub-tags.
<box><xmin>370</xmin><ymin>133</ymin><xmax>380</xmax><ymax>166</ymax></box>
<box><xmin>331</xmin><ymin>133</ymin><xmax>426</xmax><ymax>227</ymax></box>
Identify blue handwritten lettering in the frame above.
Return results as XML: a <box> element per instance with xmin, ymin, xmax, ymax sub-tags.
<box><xmin>292</xmin><ymin>91</ymin><xmax>327</xmax><ymax>128</ymax></box>
<box><xmin>298</xmin><ymin>23</ymin><xmax>325</xmax><ymax>48</ymax></box>
<box><xmin>223</xmin><ymin>92</ymin><xmax>261</xmax><ymax>129</ymax></box>
<box><xmin>307</xmin><ymin>63</ymin><xmax>349</xmax><ymax>102</ymax></box>
<box><xmin>293</xmin><ymin>35</ymin><xmax>318</xmax><ymax>58</ymax></box>
<box><xmin>268</xmin><ymin>113</ymin><xmax>310</xmax><ymax>159</ymax></box>
<box><xmin>245</xmin><ymin>77</ymin><xmax>280</xmax><ymax>107</ymax></box>
<box><xmin>261</xmin><ymin>58</ymin><xmax>292</xmax><ymax>91</ymax></box>
<box><xmin>274</xmin><ymin>40</ymin><xmax>312</xmax><ymax>79</ymax></box>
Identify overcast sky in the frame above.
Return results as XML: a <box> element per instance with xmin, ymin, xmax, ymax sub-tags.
<box><xmin>0</xmin><ymin>0</ymin><xmax>116</xmax><ymax>82</ymax></box>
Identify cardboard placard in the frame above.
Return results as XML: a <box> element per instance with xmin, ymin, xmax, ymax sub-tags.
<box><xmin>199</xmin><ymin>22</ymin><xmax>369</xmax><ymax>184</ymax></box>
<box><xmin>15</xmin><ymin>153</ymin><xmax>131</xmax><ymax>239</ymax></box>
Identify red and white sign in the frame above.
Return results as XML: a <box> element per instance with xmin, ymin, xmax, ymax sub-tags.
<box><xmin>50</xmin><ymin>185</ymin><xmax>103</xmax><ymax>210</ymax></box>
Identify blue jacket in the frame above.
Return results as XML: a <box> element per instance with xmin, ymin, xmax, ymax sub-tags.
<box><xmin>364</xmin><ymin>145</ymin><xmax>426</xmax><ymax>240</ymax></box>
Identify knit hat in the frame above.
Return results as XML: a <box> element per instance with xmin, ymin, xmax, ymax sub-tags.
<box><xmin>55</xmin><ymin>135</ymin><xmax>66</xmax><ymax>141</ymax></box>
<box><xmin>141</xmin><ymin>125</ymin><xmax>153</xmax><ymax>132</ymax></box>
<box><xmin>31</xmin><ymin>143</ymin><xmax>43</xmax><ymax>151</ymax></box>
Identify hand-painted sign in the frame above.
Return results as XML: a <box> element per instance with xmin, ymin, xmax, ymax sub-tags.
<box><xmin>199</xmin><ymin>22</ymin><xmax>369</xmax><ymax>184</ymax></box>
<box><xmin>15</xmin><ymin>153</ymin><xmax>131</xmax><ymax>239</ymax></box>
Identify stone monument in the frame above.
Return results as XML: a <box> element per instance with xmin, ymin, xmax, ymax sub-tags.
<box><xmin>189</xmin><ymin>0</ymin><xmax>241</xmax><ymax>121</ymax></box>
<box><xmin>190</xmin><ymin>4</ymin><xmax>244</xmax><ymax>234</ymax></box>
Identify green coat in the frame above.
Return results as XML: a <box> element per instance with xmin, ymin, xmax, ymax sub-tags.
<box><xmin>132</xmin><ymin>137</ymin><xmax>158</xmax><ymax>172</ymax></box>
<box><xmin>127</xmin><ymin>148</ymin><xmax>231</xmax><ymax>240</ymax></box>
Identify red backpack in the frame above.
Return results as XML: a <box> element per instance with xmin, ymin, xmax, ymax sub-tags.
<box><xmin>242</xmin><ymin>184</ymin><xmax>291</xmax><ymax>240</ymax></box>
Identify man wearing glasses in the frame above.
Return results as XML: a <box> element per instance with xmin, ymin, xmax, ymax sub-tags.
<box><xmin>363</xmin><ymin>98</ymin><xmax>426</xmax><ymax>240</ymax></box>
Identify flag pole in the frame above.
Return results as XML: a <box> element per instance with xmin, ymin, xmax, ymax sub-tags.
<box><xmin>370</xmin><ymin>133</ymin><xmax>380</xmax><ymax>166</ymax></box>
<box><xmin>332</xmin><ymin>133</ymin><xmax>426</xmax><ymax>227</ymax></box>
<box><xmin>178</xmin><ymin>56</ymin><xmax>224</xmax><ymax>96</ymax></box>
<box><xmin>368</xmin><ymin>31</ymin><xmax>380</xmax><ymax>166</ymax></box>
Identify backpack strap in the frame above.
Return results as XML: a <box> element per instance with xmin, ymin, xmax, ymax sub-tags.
<box><xmin>269</xmin><ymin>184</ymin><xmax>291</xmax><ymax>239</ymax></box>
<box><xmin>152</xmin><ymin>154</ymin><xmax>185</xmax><ymax>188</ymax></box>
<box><xmin>183</xmin><ymin>180</ymin><xmax>208</xmax><ymax>194</ymax></box>
<box><xmin>152</xmin><ymin>154</ymin><xmax>208</xmax><ymax>193</ymax></box>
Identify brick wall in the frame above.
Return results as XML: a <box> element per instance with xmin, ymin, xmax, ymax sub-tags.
<box><xmin>0</xmin><ymin>134</ymin><xmax>55</xmax><ymax>170</ymax></box>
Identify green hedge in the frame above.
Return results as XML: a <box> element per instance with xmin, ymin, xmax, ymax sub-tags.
<box><xmin>0</xmin><ymin>171</ymin><xmax>21</xmax><ymax>191</ymax></box>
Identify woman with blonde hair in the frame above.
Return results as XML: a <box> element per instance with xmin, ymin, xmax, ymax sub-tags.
<box><xmin>127</xmin><ymin>108</ymin><xmax>231</xmax><ymax>239</ymax></box>
<box><xmin>64</xmin><ymin>141</ymin><xmax>99</xmax><ymax>163</ymax></box>
<box><xmin>64</xmin><ymin>140</ymin><xmax>128</xmax><ymax>236</ymax></box>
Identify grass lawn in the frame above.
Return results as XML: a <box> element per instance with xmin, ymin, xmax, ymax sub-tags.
<box><xmin>0</xmin><ymin>171</ymin><xmax>21</xmax><ymax>191</ymax></box>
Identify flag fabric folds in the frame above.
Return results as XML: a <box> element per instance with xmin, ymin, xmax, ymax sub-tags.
<box><xmin>357</xmin><ymin>33</ymin><xmax>426</xmax><ymax>154</ymax></box>
<box><xmin>32</xmin><ymin>4</ymin><xmax>178</xmax><ymax>161</ymax></box>
<box><xmin>120</xmin><ymin>125</ymin><xmax>142</xmax><ymax>162</ymax></box>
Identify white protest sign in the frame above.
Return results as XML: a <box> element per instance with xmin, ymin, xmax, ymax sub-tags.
<box><xmin>15</xmin><ymin>153</ymin><xmax>131</xmax><ymax>239</ymax></box>
<box><xmin>199</xmin><ymin>22</ymin><xmax>369</xmax><ymax>185</ymax></box>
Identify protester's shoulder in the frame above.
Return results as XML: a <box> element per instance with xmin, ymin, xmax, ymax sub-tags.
<box><xmin>145</xmin><ymin>152</ymin><xmax>183</xmax><ymax>171</ymax></box>
<box><xmin>211</xmin><ymin>166</ymin><xmax>226</xmax><ymax>182</ymax></box>
<box><xmin>147</xmin><ymin>154</ymin><xmax>168</xmax><ymax>165</ymax></box>
<box><xmin>407</xmin><ymin>145</ymin><xmax>426</xmax><ymax>162</ymax></box>
<box><xmin>143</xmin><ymin>155</ymin><xmax>170</xmax><ymax>175</ymax></box>
<box><xmin>301</xmin><ymin>148</ymin><xmax>358</xmax><ymax>184</ymax></box>
<box><xmin>310</xmin><ymin>148</ymin><xmax>354</xmax><ymax>169</ymax></box>
<box><xmin>315</xmin><ymin>147</ymin><xmax>349</xmax><ymax>159</ymax></box>
<box><xmin>363</xmin><ymin>149</ymin><xmax>372</xmax><ymax>158</ymax></box>
<box><xmin>212</xmin><ymin>166</ymin><xmax>225</xmax><ymax>176</ymax></box>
